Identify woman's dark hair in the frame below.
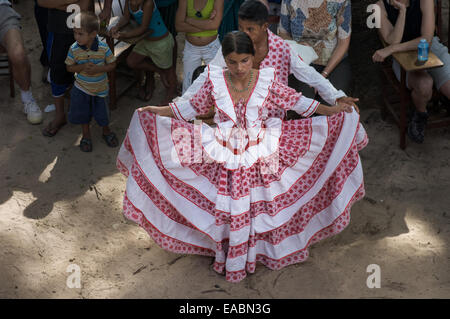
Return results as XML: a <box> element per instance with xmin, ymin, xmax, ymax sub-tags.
<box><xmin>238</xmin><ymin>0</ymin><xmax>268</xmax><ymax>25</ymax></box>
<box><xmin>221</xmin><ymin>31</ymin><xmax>255</xmax><ymax>57</ymax></box>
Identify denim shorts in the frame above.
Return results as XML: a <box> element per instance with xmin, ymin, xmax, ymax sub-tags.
<box><xmin>68</xmin><ymin>85</ymin><xmax>110</xmax><ymax>126</ymax></box>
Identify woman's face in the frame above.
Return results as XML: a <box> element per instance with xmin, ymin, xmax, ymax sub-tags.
<box><xmin>224</xmin><ymin>52</ymin><xmax>254</xmax><ymax>79</ymax></box>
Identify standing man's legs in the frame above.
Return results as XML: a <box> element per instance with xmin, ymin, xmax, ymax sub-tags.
<box><xmin>43</xmin><ymin>32</ymin><xmax>74</xmax><ymax>136</ymax></box>
<box><xmin>34</xmin><ymin>0</ymin><xmax>49</xmax><ymax>81</ymax></box>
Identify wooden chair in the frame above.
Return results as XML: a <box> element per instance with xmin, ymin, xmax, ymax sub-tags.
<box><xmin>378</xmin><ymin>0</ymin><xmax>450</xmax><ymax>149</ymax></box>
<box><xmin>95</xmin><ymin>0</ymin><xmax>150</xmax><ymax>109</ymax></box>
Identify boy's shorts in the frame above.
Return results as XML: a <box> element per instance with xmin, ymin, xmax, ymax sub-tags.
<box><xmin>132</xmin><ymin>34</ymin><xmax>174</xmax><ymax>69</ymax></box>
<box><xmin>68</xmin><ymin>85</ymin><xmax>110</xmax><ymax>127</ymax></box>
<box><xmin>0</xmin><ymin>5</ymin><xmax>21</xmax><ymax>47</ymax></box>
<box><xmin>47</xmin><ymin>32</ymin><xmax>75</xmax><ymax>97</ymax></box>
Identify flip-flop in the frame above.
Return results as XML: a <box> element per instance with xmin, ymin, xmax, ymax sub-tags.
<box><xmin>79</xmin><ymin>138</ymin><xmax>93</xmax><ymax>152</ymax></box>
<box><xmin>42</xmin><ymin>121</ymin><xmax>67</xmax><ymax>137</ymax></box>
<box><xmin>102</xmin><ymin>132</ymin><xmax>119</xmax><ymax>147</ymax></box>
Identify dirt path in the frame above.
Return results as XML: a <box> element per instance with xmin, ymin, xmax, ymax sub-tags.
<box><xmin>0</xmin><ymin>0</ymin><xmax>449</xmax><ymax>298</ymax></box>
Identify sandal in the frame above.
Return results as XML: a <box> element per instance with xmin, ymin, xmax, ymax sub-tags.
<box><xmin>79</xmin><ymin>138</ymin><xmax>93</xmax><ymax>152</ymax></box>
<box><xmin>42</xmin><ymin>121</ymin><xmax>67</xmax><ymax>137</ymax></box>
<box><xmin>102</xmin><ymin>132</ymin><xmax>118</xmax><ymax>147</ymax></box>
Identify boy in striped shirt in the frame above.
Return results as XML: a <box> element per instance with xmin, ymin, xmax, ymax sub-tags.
<box><xmin>65</xmin><ymin>12</ymin><xmax>118</xmax><ymax>152</ymax></box>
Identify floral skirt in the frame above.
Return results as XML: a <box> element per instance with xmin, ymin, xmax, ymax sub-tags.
<box><xmin>117</xmin><ymin>110</ymin><xmax>368</xmax><ymax>283</ymax></box>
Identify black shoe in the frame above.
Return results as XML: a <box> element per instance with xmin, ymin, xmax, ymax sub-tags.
<box><xmin>407</xmin><ymin>111</ymin><xmax>428</xmax><ymax>144</ymax></box>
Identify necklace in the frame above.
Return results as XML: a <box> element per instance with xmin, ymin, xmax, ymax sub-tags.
<box><xmin>227</xmin><ymin>70</ymin><xmax>254</xmax><ymax>93</ymax></box>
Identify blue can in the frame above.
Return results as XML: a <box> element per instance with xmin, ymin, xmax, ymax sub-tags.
<box><xmin>418</xmin><ymin>39</ymin><xmax>429</xmax><ymax>62</ymax></box>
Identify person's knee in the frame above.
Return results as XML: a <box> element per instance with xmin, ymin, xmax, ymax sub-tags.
<box><xmin>126</xmin><ymin>55</ymin><xmax>138</xmax><ymax>69</ymax></box>
<box><xmin>5</xmin><ymin>32</ymin><xmax>28</xmax><ymax>65</ymax></box>
<box><xmin>412</xmin><ymin>75</ymin><xmax>433</xmax><ymax>100</ymax></box>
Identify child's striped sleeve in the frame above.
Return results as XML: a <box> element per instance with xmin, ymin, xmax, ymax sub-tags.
<box><xmin>65</xmin><ymin>46</ymin><xmax>76</xmax><ymax>66</ymax></box>
<box><xmin>105</xmin><ymin>47</ymin><xmax>116</xmax><ymax>64</ymax></box>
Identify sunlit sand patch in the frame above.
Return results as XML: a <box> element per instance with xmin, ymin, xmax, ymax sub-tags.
<box><xmin>38</xmin><ymin>156</ymin><xmax>58</xmax><ymax>183</ymax></box>
<box><xmin>382</xmin><ymin>209</ymin><xmax>445</xmax><ymax>255</ymax></box>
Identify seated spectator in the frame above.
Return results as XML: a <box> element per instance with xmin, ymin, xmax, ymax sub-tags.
<box><xmin>278</xmin><ymin>0</ymin><xmax>352</xmax><ymax>99</ymax></box>
<box><xmin>110</xmin><ymin>0</ymin><xmax>177</xmax><ymax>104</ymax></box>
<box><xmin>0</xmin><ymin>0</ymin><xmax>42</xmax><ymax>124</ymax></box>
<box><xmin>372</xmin><ymin>0</ymin><xmax>450</xmax><ymax>144</ymax></box>
<box><xmin>175</xmin><ymin>0</ymin><xmax>224</xmax><ymax>93</ymax></box>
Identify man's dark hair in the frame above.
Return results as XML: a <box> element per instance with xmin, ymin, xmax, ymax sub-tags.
<box><xmin>222</xmin><ymin>31</ymin><xmax>255</xmax><ymax>57</ymax></box>
<box><xmin>238</xmin><ymin>0</ymin><xmax>269</xmax><ymax>25</ymax></box>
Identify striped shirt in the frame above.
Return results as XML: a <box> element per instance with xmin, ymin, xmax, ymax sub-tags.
<box><xmin>65</xmin><ymin>37</ymin><xmax>115</xmax><ymax>97</ymax></box>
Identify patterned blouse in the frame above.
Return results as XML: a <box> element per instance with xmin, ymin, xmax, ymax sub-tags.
<box><xmin>279</xmin><ymin>0</ymin><xmax>352</xmax><ymax>66</ymax></box>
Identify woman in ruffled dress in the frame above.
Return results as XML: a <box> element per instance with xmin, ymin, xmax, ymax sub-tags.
<box><xmin>117</xmin><ymin>31</ymin><xmax>368</xmax><ymax>283</ymax></box>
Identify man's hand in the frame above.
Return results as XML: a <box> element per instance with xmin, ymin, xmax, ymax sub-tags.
<box><xmin>372</xmin><ymin>46</ymin><xmax>393</xmax><ymax>63</ymax></box>
<box><xmin>336</xmin><ymin>96</ymin><xmax>360</xmax><ymax>113</ymax></box>
<box><xmin>329</xmin><ymin>104</ymin><xmax>354</xmax><ymax>115</ymax></box>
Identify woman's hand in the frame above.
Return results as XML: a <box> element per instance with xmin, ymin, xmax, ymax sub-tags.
<box><xmin>372</xmin><ymin>46</ymin><xmax>393</xmax><ymax>62</ymax></box>
<box><xmin>138</xmin><ymin>106</ymin><xmax>157</xmax><ymax>113</ymax></box>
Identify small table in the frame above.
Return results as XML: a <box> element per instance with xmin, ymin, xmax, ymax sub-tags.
<box><xmin>389</xmin><ymin>50</ymin><xmax>443</xmax><ymax>149</ymax></box>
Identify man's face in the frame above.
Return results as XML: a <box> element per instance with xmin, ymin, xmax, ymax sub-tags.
<box><xmin>74</xmin><ymin>28</ymin><xmax>96</xmax><ymax>47</ymax></box>
<box><xmin>238</xmin><ymin>19</ymin><xmax>268</xmax><ymax>45</ymax></box>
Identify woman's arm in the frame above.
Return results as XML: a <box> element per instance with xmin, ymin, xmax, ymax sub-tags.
<box><xmin>138</xmin><ymin>105</ymin><xmax>175</xmax><ymax>117</ymax></box>
<box><xmin>322</xmin><ymin>36</ymin><xmax>350</xmax><ymax>77</ymax></box>
<box><xmin>109</xmin><ymin>0</ymin><xmax>131</xmax><ymax>35</ymax></box>
<box><xmin>322</xmin><ymin>0</ymin><xmax>351</xmax><ymax>76</ymax></box>
<box><xmin>175</xmin><ymin>0</ymin><xmax>204</xmax><ymax>33</ymax></box>
<box><xmin>185</xmin><ymin>0</ymin><xmax>224</xmax><ymax>31</ymax></box>
<box><xmin>118</xmin><ymin>0</ymin><xmax>152</xmax><ymax>39</ymax></box>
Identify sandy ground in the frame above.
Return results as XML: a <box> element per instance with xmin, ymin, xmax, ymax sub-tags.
<box><xmin>1</xmin><ymin>1</ymin><xmax>449</xmax><ymax>299</ymax></box>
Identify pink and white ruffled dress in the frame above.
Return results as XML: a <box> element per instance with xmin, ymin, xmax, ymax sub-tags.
<box><xmin>117</xmin><ymin>66</ymin><xmax>368</xmax><ymax>283</ymax></box>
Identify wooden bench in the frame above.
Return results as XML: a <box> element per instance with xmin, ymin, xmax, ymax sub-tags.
<box><xmin>378</xmin><ymin>0</ymin><xmax>450</xmax><ymax>149</ymax></box>
<box><xmin>95</xmin><ymin>0</ymin><xmax>151</xmax><ymax>109</ymax></box>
